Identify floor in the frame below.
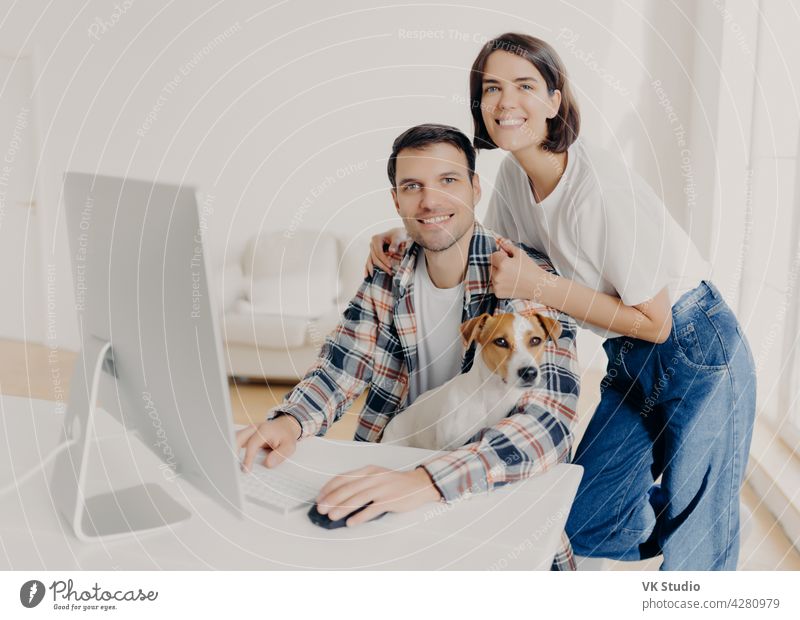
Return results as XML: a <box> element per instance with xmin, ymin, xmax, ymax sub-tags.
<box><xmin>3</xmin><ymin>338</ymin><xmax>798</xmax><ymax>570</ymax></box>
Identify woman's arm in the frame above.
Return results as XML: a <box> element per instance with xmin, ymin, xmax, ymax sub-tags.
<box><xmin>492</xmin><ymin>238</ymin><xmax>673</xmax><ymax>343</ymax></box>
<box><xmin>539</xmin><ymin>275</ymin><xmax>672</xmax><ymax>343</ymax></box>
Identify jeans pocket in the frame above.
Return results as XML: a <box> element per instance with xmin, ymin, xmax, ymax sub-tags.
<box><xmin>604</xmin><ymin>337</ymin><xmax>637</xmax><ymax>383</ymax></box>
<box><xmin>672</xmin><ymin>309</ymin><xmax>728</xmax><ymax>372</ymax></box>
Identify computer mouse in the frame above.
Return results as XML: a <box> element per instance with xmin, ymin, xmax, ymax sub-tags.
<box><xmin>307</xmin><ymin>500</ymin><xmax>388</xmax><ymax>529</ymax></box>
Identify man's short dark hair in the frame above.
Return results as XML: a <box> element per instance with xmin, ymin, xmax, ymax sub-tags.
<box><xmin>387</xmin><ymin>124</ymin><xmax>476</xmax><ymax>188</ymax></box>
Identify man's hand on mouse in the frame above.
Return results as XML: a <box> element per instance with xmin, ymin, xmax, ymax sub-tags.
<box><xmin>315</xmin><ymin>465</ymin><xmax>443</xmax><ymax>527</ymax></box>
<box><xmin>236</xmin><ymin>415</ymin><xmax>302</xmax><ymax>472</ymax></box>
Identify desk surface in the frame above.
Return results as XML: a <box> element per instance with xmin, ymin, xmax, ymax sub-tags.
<box><xmin>0</xmin><ymin>394</ymin><xmax>581</xmax><ymax>570</ymax></box>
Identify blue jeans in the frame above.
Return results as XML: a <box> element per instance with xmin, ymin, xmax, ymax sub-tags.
<box><xmin>565</xmin><ymin>281</ymin><xmax>756</xmax><ymax>570</ymax></box>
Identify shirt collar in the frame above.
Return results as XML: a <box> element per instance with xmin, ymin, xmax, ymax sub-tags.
<box><xmin>392</xmin><ymin>220</ymin><xmax>497</xmax><ymax>302</ymax></box>
<box><xmin>393</xmin><ymin>220</ymin><xmax>497</xmax><ymax>316</ymax></box>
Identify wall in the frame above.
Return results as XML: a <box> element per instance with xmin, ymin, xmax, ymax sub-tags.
<box><xmin>0</xmin><ymin>0</ymin><xmax>714</xmax><ymax>361</ymax></box>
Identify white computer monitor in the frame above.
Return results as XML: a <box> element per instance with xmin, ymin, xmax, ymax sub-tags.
<box><xmin>53</xmin><ymin>172</ymin><xmax>245</xmax><ymax>541</ymax></box>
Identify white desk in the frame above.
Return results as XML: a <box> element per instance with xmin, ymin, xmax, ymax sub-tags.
<box><xmin>0</xmin><ymin>394</ymin><xmax>581</xmax><ymax>570</ymax></box>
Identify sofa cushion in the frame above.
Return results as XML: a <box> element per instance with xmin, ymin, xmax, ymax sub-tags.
<box><xmin>224</xmin><ymin>304</ymin><xmax>313</xmax><ymax>348</ymax></box>
<box><xmin>245</xmin><ymin>273</ymin><xmax>336</xmax><ymax>319</ymax></box>
<box><xmin>242</xmin><ymin>230</ymin><xmax>338</xmax><ymax>281</ymax></box>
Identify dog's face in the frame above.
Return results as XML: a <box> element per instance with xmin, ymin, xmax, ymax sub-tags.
<box><xmin>460</xmin><ymin>312</ymin><xmax>561</xmax><ymax>388</ymax></box>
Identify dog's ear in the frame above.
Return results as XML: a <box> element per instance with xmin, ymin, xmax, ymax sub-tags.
<box><xmin>536</xmin><ymin>314</ymin><xmax>562</xmax><ymax>343</ymax></box>
<box><xmin>460</xmin><ymin>313</ymin><xmax>491</xmax><ymax>348</ymax></box>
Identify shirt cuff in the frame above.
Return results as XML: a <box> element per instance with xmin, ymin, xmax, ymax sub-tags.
<box><xmin>418</xmin><ymin>452</ymin><xmax>494</xmax><ymax>503</ymax></box>
<box><xmin>266</xmin><ymin>403</ymin><xmax>324</xmax><ymax>440</ymax></box>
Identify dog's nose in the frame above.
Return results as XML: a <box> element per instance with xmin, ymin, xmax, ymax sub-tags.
<box><xmin>517</xmin><ymin>366</ymin><xmax>538</xmax><ymax>384</ymax></box>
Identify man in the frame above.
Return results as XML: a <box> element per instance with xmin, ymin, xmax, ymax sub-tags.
<box><xmin>236</xmin><ymin>124</ymin><xmax>580</xmax><ymax>569</ymax></box>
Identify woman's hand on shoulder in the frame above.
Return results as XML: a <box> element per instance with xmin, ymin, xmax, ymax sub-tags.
<box><xmin>364</xmin><ymin>227</ymin><xmax>408</xmax><ymax>277</ymax></box>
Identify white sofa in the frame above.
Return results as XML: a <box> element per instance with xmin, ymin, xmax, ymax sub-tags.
<box><xmin>216</xmin><ymin>229</ymin><xmax>370</xmax><ymax>382</ymax></box>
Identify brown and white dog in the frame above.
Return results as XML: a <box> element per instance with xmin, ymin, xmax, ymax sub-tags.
<box><xmin>380</xmin><ymin>311</ymin><xmax>562</xmax><ymax>451</ymax></box>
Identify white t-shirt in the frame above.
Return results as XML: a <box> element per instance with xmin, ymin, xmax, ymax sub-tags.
<box><xmin>485</xmin><ymin>139</ymin><xmax>710</xmax><ymax>338</ymax></box>
<box><xmin>407</xmin><ymin>251</ymin><xmax>465</xmax><ymax>405</ymax></box>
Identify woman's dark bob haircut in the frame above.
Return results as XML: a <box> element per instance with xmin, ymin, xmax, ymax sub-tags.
<box><xmin>470</xmin><ymin>32</ymin><xmax>580</xmax><ymax>152</ymax></box>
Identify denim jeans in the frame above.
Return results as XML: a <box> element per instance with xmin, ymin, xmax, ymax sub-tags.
<box><xmin>565</xmin><ymin>281</ymin><xmax>756</xmax><ymax>570</ymax></box>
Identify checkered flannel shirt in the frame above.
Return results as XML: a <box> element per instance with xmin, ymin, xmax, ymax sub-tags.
<box><xmin>267</xmin><ymin>221</ymin><xmax>580</xmax><ymax>570</ymax></box>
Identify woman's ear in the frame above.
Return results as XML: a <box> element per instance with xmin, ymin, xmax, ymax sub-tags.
<box><xmin>547</xmin><ymin>89</ymin><xmax>562</xmax><ymax>119</ymax></box>
<box><xmin>460</xmin><ymin>313</ymin><xmax>491</xmax><ymax>348</ymax></box>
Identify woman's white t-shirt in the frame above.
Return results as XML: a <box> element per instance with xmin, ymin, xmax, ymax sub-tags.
<box><xmin>485</xmin><ymin>139</ymin><xmax>710</xmax><ymax>339</ymax></box>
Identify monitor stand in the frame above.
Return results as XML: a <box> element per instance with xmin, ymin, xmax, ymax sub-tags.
<box><xmin>51</xmin><ymin>335</ymin><xmax>191</xmax><ymax>542</ymax></box>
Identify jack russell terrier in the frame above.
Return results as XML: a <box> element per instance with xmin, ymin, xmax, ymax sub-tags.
<box><xmin>380</xmin><ymin>311</ymin><xmax>562</xmax><ymax>451</ymax></box>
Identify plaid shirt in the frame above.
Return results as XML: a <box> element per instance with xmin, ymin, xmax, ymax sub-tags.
<box><xmin>267</xmin><ymin>221</ymin><xmax>580</xmax><ymax>570</ymax></box>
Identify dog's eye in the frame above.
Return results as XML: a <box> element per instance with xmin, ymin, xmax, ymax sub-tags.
<box><xmin>529</xmin><ymin>336</ymin><xmax>542</xmax><ymax>347</ymax></box>
<box><xmin>493</xmin><ymin>338</ymin><xmax>509</xmax><ymax>348</ymax></box>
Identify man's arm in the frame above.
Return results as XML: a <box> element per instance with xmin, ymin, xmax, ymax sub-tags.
<box><xmin>418</xmin><ymin>305</ymin><xmax>579</xmax><ymax>501</ymax></box>
<box><xmin>419</xmin><ymin>243</ymin><xmax>580</xmax><ymax>502</ymax></box>
<box><xmin>267</xmin><ymin>271</ymin><xmax>388</xmax><ymax>439</ymax></box>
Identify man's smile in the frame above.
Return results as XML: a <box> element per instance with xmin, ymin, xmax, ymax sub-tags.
<box><xmin>417</xmin><ymin>213</ymin><xmax>455</xmax><ymax>225</ymax></box>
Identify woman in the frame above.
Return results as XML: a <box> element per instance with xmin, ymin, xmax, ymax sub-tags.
<box><xmin>365</xmin><ymin>33</ymin><xmax>756</xmax><ymax>570</ymax></box>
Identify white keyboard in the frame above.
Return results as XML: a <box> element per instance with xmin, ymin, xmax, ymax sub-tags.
<box><xmin>240</xmin><ymin>465</ymin><xmax>320</xmax><ymax>515</ymax></box>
